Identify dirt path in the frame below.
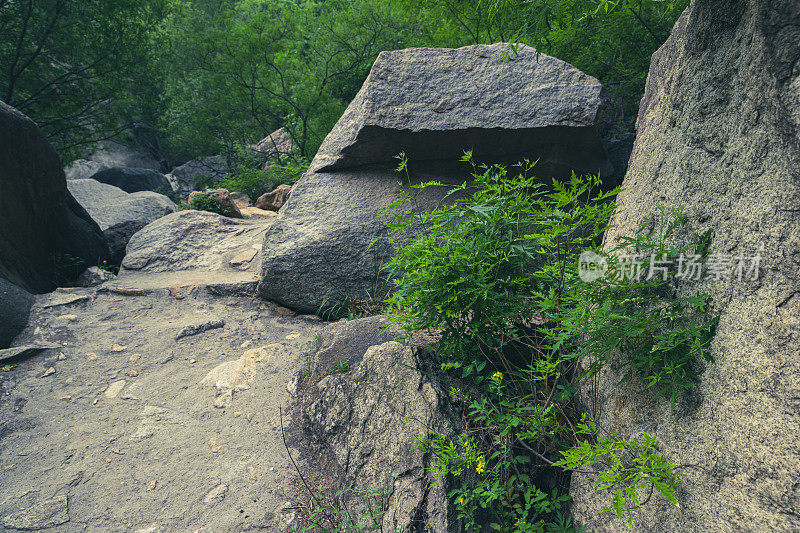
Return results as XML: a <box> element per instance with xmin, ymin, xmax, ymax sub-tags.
<box><xmin>0</xmin><ymin>280</ymin><xmax>325</xmax><ymax>532</ymax></box>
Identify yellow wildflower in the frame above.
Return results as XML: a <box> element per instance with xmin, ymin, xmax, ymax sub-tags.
<box><xmin>458</xmin><ymin>496</ymin><xmax>464</xmax><ymax>505</ymax></box>
<box><xmin>493</xmin><ymin>371</ymin><xmax>503</xmax><ymax>380</ymax></box>
<box><xmin>476</xmin><ymin>456</ymin><xmax>485</xmax><ymax>474</ymax></box>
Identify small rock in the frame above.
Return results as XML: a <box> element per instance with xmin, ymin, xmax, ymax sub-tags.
<box><xmin>188</xmin><ymin>189</ymin><xmax>243</xmax><ymax>218</ymax></box>
<box><xmin>130</xmin><ymin>426</ymin><xmax>155</xmax><ymax>442</ymax></box>
<box><xmin>129</xmin><ymin>354</ymin><xmax>140</xmax><ymax>363</ymax></box>
<box><xmin>57</xmin><ymin>353</ymin><xmax>67</xmax><ymax>360</ymax></box>
<box><xmin>189</xmin><ymin>358</ymin><xmax>196</xmax><ymax>364</ymax></box>
<box><xmin>229</xmin><ymin>248</ymin><xmax>257</xmax><ymax>266</ymax></box>
<box><xmin>148</xmin><ymin>480</ymin><xmax>157</xmax><ymax>491</ymax></box>
<box><xmin>104</xmin><ymin>380</ymin><xmax>126</xmax><ymax>398</ymax></box>
<box><xmin>40</xmin><ymin>367</ymin><xmax>56</xmax><ymax>378</ymax></box>
<box><xmin>285</xmin><ymin>333</ymin><xmax>300</xmax><ymax>340</ymax></box>
<box><xmin>203</xmin><ymin>483</ymin><xmax>228</xmax><ymax>503</ymax></box>
<box><xmin>175</xmin><ymin>319</ymin><xmax>225</xmax><ymax>340</ymax></box>
<box><xmin>127</xmin><ymin>370</ymin><xmax>139</xmax><ymax>377</ymax></box>
<box><xmin>59</xmin><ymin>395</ymin><xmax>72</xmax><ymax>402</ymax></box>
<box><xmin>86</xmin><ymin>353</ymin><xmax>98</xmax><ymax>361</ymax></box>
<box><xmin>56</xmin><ymin>314</ymin><xmax>78</xmax><ymax>322</ymax></box>
<box><xmin>240</xmin><ymin>340</ymin><xmax>252</xmax><ymax>349</ymax></box>
<box><xmin>276</xmin><ymin>307</ymin><xmax>293</xmax><ymax>316</ymax></box>
<box><xmin>233</xmin><ymin>411</ymin><xmax>243</xmax><ymax>418</ymax></box>
<box><xmin>208</xmin><ymin>436</ymin><xmax>222</xmax><ymax>453</ymax></box>
<box><xmin>213</xmin><ymin>390</ymin><xmax>233</xmax><ymax>409</ymax></box>
<box><xmin>111</xmin><ymin>344</ymin><xmax>127</xmax><ymax>352</ymax></box>
<box><xmin>75</xmin><ymin>266</ymin><xmax>114</xmax><ymax>287</ymax></box>
<box><xmin>255</xmin><ymin>184</ymin><xmax>292</xmax><ymax>212</ymax></box>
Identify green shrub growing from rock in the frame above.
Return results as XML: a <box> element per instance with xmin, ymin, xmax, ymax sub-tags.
<box><xmin>382</xmin><ymin>154</ymin><xmax>718</xmax><ymax>530</ymax></box>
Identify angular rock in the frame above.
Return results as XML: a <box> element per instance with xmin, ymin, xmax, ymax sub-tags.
<box><xmin>302</xmin><ymin>341</ymin><xmax>460</xmax><ymax>532</ymax></box>
<box><xmin>253</xmin><ymin>128</ymin><xmax>295</xmax><ymax>167</ymax></box>
<box><xmin>89</xmin><ymin>140</ymin><xmax>161</xmax><ymax>171</ymax></box>
<box><xmin>75</xmin><ymin>266</ymin><xmax>115</xmax><ymax>287</ymax></box>
<box><xmin>166</xmin><ymin>155</ymin><xmax>229</xmax><ymax>201</ymax></box>
<box><xmin>89</xmin><ymin>167</ymin><xmax>172</xmax><ymax>194</ymax></box>
<box><xmin>0</xmin><ymin>277</ymin><xmax>33</xmax><ymax>349</ymax></box>
<box><xmin>258</xmin><ymin>169</ymin><xmax>461</xmax><ymax>314</ymax></box>
<box><xmin>570</xmin><ymin>2</ymin><xmax>800</xmax><ymax>531</ymax></box>
<box><xmin>254</xmin><ymin>184</ymin><xmax>292</xmax><ymax>212</ymax></box>
<box><xmin>0</xmin><ymin>101</ymin><xmax>109</xmax><ymax>292</ymax></box>
<box><xmin>188</xmin><ymin>189</ymin><xmax>243</xmax><ymax>218</ymax></box>
<box><xmin>309</xmin><ymin>43</ymin><xmax>611</xmax><ymax>176</ymax></box>
<box><xmin>303</xmin><ymin>316</ymin><xmax>402</xmax><ymax>380</ymax></box>
<box><xmin>67</xmin><ymin>179</ymin><xmax>177</xmax><ymax>264</ymax></box>
<box><xmin>175</xmin><ymin>319</ymin><xmax>225</xmax><ymax>340</ymax></box>
<box><xmin>121</xmin><ymin>210</ymin><xmax>271</xmax><ymax>274</ymax></box>
<box><xmin>259</xmin><ymin>44</ymin><xmax>613</xmax><ymax>314</ymax></box>
<box><xmin>64</xmin><ymin>159</ymin><xmax>108</xmax><ymax>180</ymax></box>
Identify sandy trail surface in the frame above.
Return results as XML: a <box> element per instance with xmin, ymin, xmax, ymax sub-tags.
<box><xmin>0</xmin><ymin>279</ymin><xmax>325</xmax><ymax>532</ymax></box>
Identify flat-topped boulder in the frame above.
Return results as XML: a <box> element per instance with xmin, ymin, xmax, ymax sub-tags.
<box><xmin>309</xmin><ymin>43</ymin><xmax>612</xmax><ymax>177</ymax></box>
<box><xmin>67</xmin><ymin>179</ymin><xmax>177</xmax><ymax>264</ymax></box>
<box><xmin>89</xmin><ymin>167</ymin><xmax>172</xmax><ymax>194</ymax></box>
<box><xmin>259</xmin><ymin>43</ymin><xmax>612</xmax><ymax>315</ymax></box>
<box><xmin>122</xmin><ymin>210</ymin><xmax>271</xmax><ymax>275</ymax></box>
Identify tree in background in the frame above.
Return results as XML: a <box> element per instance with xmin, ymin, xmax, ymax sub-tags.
<box><xmin>0</xmin><ymin>0</ymin><xmax>168</xmax><ymax>158</ymax></box>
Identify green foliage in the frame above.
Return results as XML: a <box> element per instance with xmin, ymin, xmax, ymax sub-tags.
<box><xmin>382</xmin><ymin>155</ymin><xmax>717</xmax><ymax>530</ymax></box>
<box><xmin>188</xmin><ymin>193</ymin><xmax>236</xmax><ymax>217</ymax></box>
<box><xmin>292</xmin><ymin>482</ymin><xmax>399</xmax><ymax>533</ymax></box>
<box><xmin>216</xmin><ymin>157</ymin><xmax>308</xmax><ymax>201</ymax></box>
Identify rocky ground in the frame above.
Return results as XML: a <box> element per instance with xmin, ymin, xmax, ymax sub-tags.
<box><xmin>0</xmin><ymin>278</ymin><xmax>326</xmax><ymax>532</ymax></box>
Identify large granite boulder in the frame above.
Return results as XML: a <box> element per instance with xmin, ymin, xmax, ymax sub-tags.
<box><xmin>301</xmin><ymin>333</ymin><xmax>460</xmax><ymax>532</ymax></box>
<box><xmin>0</xmin><ymin>277</ymin><xmax>33</xmax><ymax>349</ymax></box>
<box><xmin>121</xmin><ymin>210</ymin><xmax>270</xmax><ymax>275</ymax></box>
<box><xmin>67</xmin><ymin>179</ymin><xmax>177</xmax><ymax>264</ymax></box>
<box><xmin>88</xmin><ymin>167</ymin><xmax>172</xmax><ymax>194</ymax></box>
<box><xmin>259</xmin><ymin>43</ymin><xmax>612</xmax><ymax>315</ymax></box>
<box><xmin>166</xmin><ymin>155</ymin><xmax>229</xmax><ymax>201</ymax></box>
<box><xmin>0</xmin><ymin>102</ymin><xmax>109</xmax><ymax>293</ymax></box>
<box><xmin>570</xmin><ymin>1</ymin><xmax>800</xmax><ymax>531</ymax></box>
<box><xmin>308</xmin><ymin>43</ymin><xmax>612</xmax><ymax>177</ymax></box>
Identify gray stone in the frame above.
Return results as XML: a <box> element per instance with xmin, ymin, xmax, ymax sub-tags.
<box><xmin>64</xmin><ymin>159</ymin><xmax>108</xmax><ymax>180</ymax></box>
<box><xmin>0</xmin><ymin>102</ymin><xmax>109</xmax><ymax>292</ymax></box>
<box><xmin>0</xmin><ymin>344</ymin><xmax>60</xmax><ymax>363</ymax></box>
<box><xmin>121</xmin><ymin>210</ymin><xmax>270</xmax><ymax>274</ymax></box>
<box><xmin>259</xmin><ymin>44</ymin><xmax>613</xmax><ymax>315</ymax></box>
<box><xmin>304</xmin><ymin>316</ymin><xmax>402</xmax><ymax>379</ymax></box>
<box><xmin>0</xmin><ymin>277</ymin><xmax>33</xmax><ymax>349</ymax></box>
<box><xmin>309</xmin><ymin>43</ymin><xmax>611</xmax><ymax>177</ymax></box>
<box><xmin>258</xmin><ymin>169</ymin><xmax>461</xmax><ymax>314</ymax></box>
<box><xmin>67</xmin><ymin>179</ymin><xmax>177</xmax><ymax>264</ymax></box>
<box><xmin>254</xmin><ymin>184</ymin><xmax>291</xmax><ymax>212</ymax></box>
<box><xmin>89</xmin><ymin>140</ymin><xmax>161</xmax><ymax>171</ymax></box>
<box><xmin>89</xmin><ymin>167</ymin><xmax>172</xmax><ymax>194</ymax></box>
<box><xmin>569</xmin><ymin>1</ymin><xmax>800</xmax><ymax>531</ymax></box>
<box><xmin>253</xmin><ymin>128</ymin><xmax>295</xmax><ymax>167</ymax></box>
<box><xmin>75</xmin><ymin>266</ymin><xmax>115</xmax><ymax>287</ymax></box>
<box><xmin>302</xmin><ymin>341</ymin><xmax>460</xmax><ymax>532</ymax></box>
<box><xmin>39</xmin><ymin>290</ymin><xmax>91</xmax><ymax>308</ymax></box>
<box><xmin>1</xmin><ymin>494</ymin><xmax>70</xmax><ymax>530</ymax></box>
<box><xmin>166</xmin><ymin>156</ymin><xmax>229</xmax><ymax>201</ymax></box>
<box><xmin>175</xmin><ymin>319</ymin><xmax>225</xmax><ymax>340</ymax></box>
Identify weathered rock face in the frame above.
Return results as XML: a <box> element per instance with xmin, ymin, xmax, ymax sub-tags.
<box><xmin>89</xmin><ymin>167</ymin><xmax>172</xmax><ymax>194</ymax></box>
<box><xmin>259</xmin><ymin>169</ymin><xmax>459</xmax><ymax>314</ymax></box>
<box><xmin>309</xmin><ymin>43</ymin><xmax>612</xmax><ymax>177</ymax></box>
<box><xmin>64</xmin><ymin>159</ymin><xmax>108</xmax><ymax>180</ymax></box>
<box><xmin>0</xmin><ymin>102</ymin><xmax>109</xmax><ymax>293</ymax></box>
<box><xmin>121</xmin><ymin>210</ymin><xmax>270</xmax><ymax>274</ymax></box>
<box><xmin>301</xmin><ymin>332</ymin><xmax>460</xmax><ymax>532</ymax></box>
<box><xmin>260</xmin><ymin>43</ymin><xmax>611</xmax><ymax>314</ymax></box>
<box><xmin>166</xmin><ymin>155</ymin><xmax>229</xmax><ymax>201</ymax></box>
<box><xmin>0</xmin><ymin>277</ymin><xmax>33</xmax><ymax>349</ymax></box>
<box><xmin>253</xmin><ymin>127</ymin><xmax>295</xmax><ymax>167</ymax></box>
<box><xmin>88</xmin><ymin>140</ymin><xmax>161</xmax><ymax>171</ymax></box>
<box><xmin>570</xmin><ymin>1</ymin><xmax>800</xmax><ymax>531</ymax></box>
<box><xmin>67</xmin><ymin>179</ymin><xmax>177</xmax><ymax>264</ymax></box>
<box><xmin>254</xmin><ymin>184</ymin><xmax>292</xmax><ymax>212</ymax></box>
<box><xmin>188</xmin><ymin>189</ymin><xmax>243</xmax><ymax>218</ymax></box>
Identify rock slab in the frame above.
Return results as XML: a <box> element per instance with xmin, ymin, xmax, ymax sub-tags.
<box><xmin>89</xmin><ymin>167</ymin><xmax>172</xmax><ymax>194</ymax></box>
<box><xmin>569</xmin><ymin>1</ymin><xmax>800</xmax><ymax>531</ymax></box>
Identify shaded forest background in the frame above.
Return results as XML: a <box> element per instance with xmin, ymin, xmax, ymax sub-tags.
<box><xmin>0</xmin><ymin>0</ymin><xmax>687</xmax><ymax>166</ymax></box>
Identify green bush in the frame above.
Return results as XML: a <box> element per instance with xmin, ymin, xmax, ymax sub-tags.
<box><xmin>216</xmin><ymin>158</ymin><xmax>308</xmax><ymax>201</ymax></box>
<box><xmin>382</xmin><ymin>154</ymin><xmax>718</xmax><ymax>530</ymax></box>
<box><xmin>188</xmin><ymin>193</ymin><xmax>237</xmax><ymax>218</ymax></box>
